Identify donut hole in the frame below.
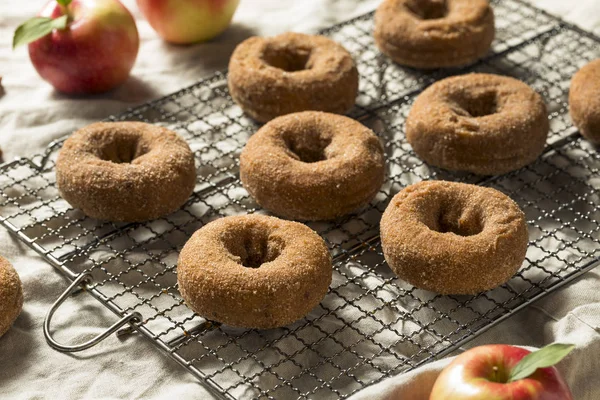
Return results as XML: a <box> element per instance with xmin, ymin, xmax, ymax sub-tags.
<box><xmin>226</xmin><ymin>230</ymin><xmax>283</xmax><ymax>269</ymax></box>
<box><xmin>404</xmin><ymin>0</ymin><xmax>448</xmax><ymax>20</ymax></box>
<box><xmin>425</xmin><ymin>200</ymin><xmax>484</xmax><ymax>237</ymax></box>
<box><xmin>262</xmin><ymin>45</ymin><xmax>312</xmax><ymax>72</ymax></box>
<box><xmin>284</xmin><ymin>131</ymin><xmax>332</xmax><ymax>163</ymax></box>
<box><xmin>436</xmin><ymin>212</ymin><xmax>484</xmax><ymax>236</ymax></box>
<box><xmin>455</xmin><ymin>91</ymin><xmax>499</xmax><ymax>118</ymax></box>
<box><xmin>98</xmin><ymin>136</ymin><xmax>148</xmax><ymax>164</ymax></box>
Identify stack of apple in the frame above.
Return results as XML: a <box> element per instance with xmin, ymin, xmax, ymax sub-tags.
<box><xmin>13</xmin><ymin>0</ymin><xmax>240</xmax><ymax>94</ymax></box>
<box><xmin>429</xmin><ymin>343</ymin><xmax>574</xmax><ymax>400</ymax></box>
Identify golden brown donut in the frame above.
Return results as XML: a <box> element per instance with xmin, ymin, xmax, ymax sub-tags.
<box><xmin>374</xmin><ymin>0</ymin><xmax>495</xmax><ymax>69</ymax></box>
<box><xmin>569</xmin><ymin>59</ymin><xmax>600</xmax><ymax>144</ymax></box>
<box><xmin>381</xmin><ymin>181</ymin><xmax>528</xmax><ymax>295</ymax></box>
<box><xmin>228</xmin><ymin>32</ymin><xmax>358</xmax><ymax>123</ymax></box>
<box><xmin>177</xmin><ymin>214</ymin><xmax>332</xmax><ymax>329</ymax></box>
<box><xmin>240</xmin><ymin>111</ymin><xmax>385</xmax><ymax>221</ymax></box>
<box><xmin>406</xmin><ymin>73</ymin><xmax>549</xmax><ymax>175</ymax></box>
<box><xmin>56</xmin><ymin>122</ymin><xmax>196</xmax><ymax>222</ymax></box>
<box><xmin>0</xmin><ymin>256</ymin><xmax>23</xmax><ymax>338</ymax></box>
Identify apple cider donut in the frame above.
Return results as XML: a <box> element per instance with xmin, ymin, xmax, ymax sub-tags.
<box><xmin>56</xmin><ymin>122</ymin><xmax>196</xmax><ymax>222</ymax></box>
<box><xmin>228</xmin><ymin>32</ymin><xmax>359</xmax><ymax>123</ymax></box>
<box><xmin>406</xmin><ymin>73</ymin><xmax>549</xmax><ymax>175</ymax></box>
<box><xmin>374</xmin><ymin>0</ymin><xmax>495</xmax><ymax>69</ymax></box>
<box><xmin>569</xmin><ymin>59</ymin><xmax>600</xmax><ymax>144</ymax></box>
<box><xmin>240</xmin><ymin>111</ymin><xmax>385</xmax><ymax>221</ymax></box>
<box><xmin>0</xmin><ymin>256</ymin><xmax>23</xmax><ymax>338</ymax></box>
<box><xmin>381</xmin><ymin>181</ymin><xmax>528</xmax><ymax>295</ymax></box>
<box><xmin>177</xmin><ymin>214</ymin><xmax>332</xmax><ymax>329</ymax></box>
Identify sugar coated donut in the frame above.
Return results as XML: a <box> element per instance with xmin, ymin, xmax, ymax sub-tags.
<box><xmin>406</xmin><ymin>73</ymin><xmax>549</xmax><ymax>175</ymax></box>
<box><xmin>380</xmin><ymin>181</ymin><xmax>528</xmax><ymax>295</ymax></box>
<box><xmin>240</xmin><ymin>111</ymin><xmax>385</xmax><ymax>221</ymax></box>
<box><xmin>56</xmin><ymin>122</ymin><xmax>196</xmax><ymax>222</ymax></box>
<box><xmin>177</xmin><ymin>214</ymin><xmax>332</xmax><ymax>329</ymax></box>
<box><xmin>569</xmin><ymin>59</ymin><xmax>600</xmax><ymax>144</ymax></box>
<box><xmin>0</xmin><ymin>256</ymin><xmax>23</xmax><ymax>338</ymax></box>
<box><xmin>228</xmin><ymin>32</ymin><xmax>358</xmax><ymax>123</ymax></box>
<box><xmin>374</xmin><ymin>0</ymin><xmax>495</xmax><ymax>69</ymax></box>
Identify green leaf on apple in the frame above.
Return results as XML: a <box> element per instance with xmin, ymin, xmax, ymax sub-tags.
<box><xmin>508</xmin><ymin>343</ymin><xmax>575</xmax><ymax>382</ymax></box>
<box><xmin>12</xmin><ymin>15</ymin><xmax>69</xmax><ymax>49</ymax></box>
<box><xmin>56</xmin><ymin>0</ymin><xmax>73</xmax><ymax>7</ymax></box>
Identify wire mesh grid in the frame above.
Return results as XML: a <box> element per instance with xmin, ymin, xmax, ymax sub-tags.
<box><xmin>1</xmin><ymin>0</ymin><xmax>600</xmax><ymax>398</ymax></box>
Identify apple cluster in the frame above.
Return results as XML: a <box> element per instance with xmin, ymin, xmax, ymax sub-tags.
<box><xmin>14</xmin><ymin>0</ymin><xmax>240</xmax><ymax>94</ymax></box>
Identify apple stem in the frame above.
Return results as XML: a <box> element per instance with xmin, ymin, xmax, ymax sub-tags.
<box><xmin>59</xmin><ymin>6</ymin><xmax>73</xmax><ymax>22</ymax></box>
<box><xmin>492</xmin><ymin>366</ymin><xmax>499</xmax><ymax>382</ymax></box>
<box><xmin>57</xmin><ymin>0</ymin><xmax>74</xmax><ymax>23</ymax></box>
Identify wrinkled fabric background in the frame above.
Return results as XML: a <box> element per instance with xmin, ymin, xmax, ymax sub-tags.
<box><xmin>0</xmin><ymin>0</ymin><xmax>599</xmax><ymax>399</ymax></box>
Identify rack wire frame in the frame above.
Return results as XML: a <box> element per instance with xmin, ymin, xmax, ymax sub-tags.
<box><xmin>1</xmin><ymin>0</ymin><xmax>600</xmax><ymax>398</ymax></box>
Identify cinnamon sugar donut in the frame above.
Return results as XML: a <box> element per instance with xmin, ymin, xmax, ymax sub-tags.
<box><xmin>0</xmin><ymin>256</ymin><xmax>23</xmax><ymax>338</ymax></box>
<box><xmin>406</xmin><ymin>73</ymin><xmax>549</xmax><ymax>175</ymax></box>
<box><xmin>56</xmin><ymin>122</ymin><xmax>196</xmax><ymax>222</ymax></box>
<box><xmin>380</xmin><ymin>181</ymin><xmax>528</xmax><ymax>295</ymax></box>
<box><xmin>177</xmin><ymin>214</ymin><xmax>332</xmax><ymax>329</ymax></box>
<box><xmin>228</xmin><ymin>32</ymin><xmax>358</xmax><ymax>123</ymax></box>
<box><xmin>569</xmin><ymin>59</ymin><xmax>600</xmax><ymax>144</ymax></box>
<box><xmin>374</xmin><ymin>0</ymin><xmax>495</xmax><ymax>69</ymax></box>
<box><xmin>240</xmin><ymin>111</ymin><xmax>385</xmax><ymax>221</ymax></box>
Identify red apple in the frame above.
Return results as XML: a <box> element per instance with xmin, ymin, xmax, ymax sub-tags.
<box><xmin>136</xmin><ymin>0</ymin><xmax>240</xmax><ymax>44</ymax></box>
<box><xmin>430</xmin><ymin>345</ymin><xmax>573</xmax><ymax>400</ymax></box>
<box><xmin>24</xmin><ymin>0</ymin><xmax>139</xmax><ymax>94</ymax></box>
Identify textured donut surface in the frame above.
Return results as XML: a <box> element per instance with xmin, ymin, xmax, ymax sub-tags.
<box><xmin>0</xmin><ymin>256</ymin><xmax>23</xmax><ymax>338</ymax></box>
<box><xmin>381</xmin><ymin>180</ymin><xmax>528</xmax><ymax>295</ymax></box>
<box><xmin>56</xmin><ymin>122</ymin><xmax>196</xmax><ymax>222</ymax></box>
<box><xmin>177</xmin><ymin>214</ymin><xmax>332</xmax><ymax>329</ymax></box>
<box><xmin>240</xmin><ymin>111</ymin><xmax>385</xmax><ymax>221</ymax></box>
<box><xmin>374</xmin><ymin>0</ymin><xmax>495</xmax><ymax>69</ymax></box>
<box><xmin>569</xmin><ymin>59</ymin><xmax>600</xmax><ymax>144</ymax></box>
<box><xmin>228</xmin><ymin>32</ymin><xmax>358</xmax><ymax>123</ymax></box>
<box><xmin>406</xmin><ymin>73</ymin><xmax>549</xmax><ymax>175</ymax></box>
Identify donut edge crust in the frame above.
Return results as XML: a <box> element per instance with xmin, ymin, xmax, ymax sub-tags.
<box><xmin>177</xmin><ymin>214</ymin><xmax>333</xmax><ymax>329</ymax></box>
<box><xmin>239</xmin><ymin>111</ymin><xmax>386</xmax><ymax>221</ymax></box>
<box><xmin>374</xmin><ymin>0</ymin><xmax>495</xmax><ymax>69</ymax></box>
<box><xmin>0</xmin><ymin>256</ymin><xmax>23</xmax><ymax>338</ymax></box>
<box><xmin>405</xmin><ymin>73</ymin><xmax>549</xmax><ymax>175</ymax></box>
<box><xmin>380</xmin><ymin>181</ymin><xmax>528</xmax><ymax>295</ymax></box>
<box><xmin>569</xmin><ymin>59</ymin><xmax>600</xmax><ymax>144</ymax></box>
<box><xmin>56</xmin><ymin>122</ymin><xmax>197</xmax><ymax>222</ymax></box>
<box><xmin>228</xmin><ymin>32</ymin><xmax>359</xmax><ymax>123</ymax></box>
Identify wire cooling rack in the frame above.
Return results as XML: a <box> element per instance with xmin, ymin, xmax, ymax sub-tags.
<box><xmin>1</xmin><ymin>0</ymin><xmax>600</xmax><ymax>398</ymax></box>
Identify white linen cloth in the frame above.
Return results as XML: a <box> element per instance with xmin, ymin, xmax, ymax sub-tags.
<box><xmin>0</xmin><ymin>0</ymin><xmax>599</xmax><ymax>399</ymax></box>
